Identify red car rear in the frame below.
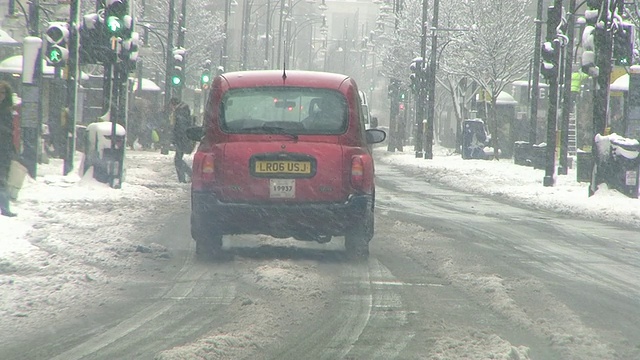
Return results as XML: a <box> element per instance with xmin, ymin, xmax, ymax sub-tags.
<box><xmin>189</xmin><ymin>70</ymin><xmax>386</xmax><ymax>258</ymax></box>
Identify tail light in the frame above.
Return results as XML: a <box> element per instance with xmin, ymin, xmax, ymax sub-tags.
<box><xmin>350</xmin><ymin>156</ymin><xmax>364</xmax><ymax>190</ymax></box>
<box><xmin>202</xmin><ymin>153</ymin><xmax>215</xmax><ymax>182</ymax></box>
<box><xmin>192</xmin><ymin>152</ymin><xmax>215</xmax><ymax>190</ymax></box>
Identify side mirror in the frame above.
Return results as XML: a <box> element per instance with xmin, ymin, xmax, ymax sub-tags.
<box><xmin>366</xmin><ymin>128</ymin><xmax>386</xmax><ymax>144</ymax></box>
<box><xmin>370</xmin><ymin>116</ymin><xmax>378</xmax><ymax>128</ymax></box>
<box><xmin>186</xmin><ymin>126</ymin><xmax>204</xmax><ymax>142</ymax></box>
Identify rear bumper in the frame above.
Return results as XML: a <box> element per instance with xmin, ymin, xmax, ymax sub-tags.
<box><xmin>191</xmin><ymin>191</ymin><xmax>372</xmax><ymax>237</ymax></box>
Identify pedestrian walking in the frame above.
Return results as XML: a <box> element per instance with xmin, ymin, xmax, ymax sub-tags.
<box><xmin>0</xmin><ymin>81</ymin><xmax>17</xmax><ymax>217</ymax></box>
<box><xmin>169</xmin><ymin>97</ymin><xmax>194</xmax><ymax>183</ymax></box>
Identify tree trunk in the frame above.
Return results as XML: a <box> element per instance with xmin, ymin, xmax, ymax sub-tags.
<box><xmin>490</xmin><ymin>98</ymin><xmax>500</xmax><ymax>160</ymax></box>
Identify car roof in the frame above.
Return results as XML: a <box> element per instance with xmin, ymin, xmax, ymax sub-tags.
<box><xmin>219</xmin><ymin>70</ymin><xmax>352</xmax><ymax>90</ymax></box>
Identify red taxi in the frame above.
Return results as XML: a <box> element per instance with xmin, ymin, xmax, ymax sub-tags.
<box><xmin>188</xmin><ymin>70</ymin><xmax>386</xmax><ymax>259</ymax></box>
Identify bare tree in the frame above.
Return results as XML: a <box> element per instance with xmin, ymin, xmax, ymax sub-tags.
<box><xmin>440</xmin><ymin>0</ymin><xmax>533</xmax><ymax>159</ymax></box>
<box><xmin>135</xmin><ymin>0</ymin><xmax>223</xmax><ymax>86</ymax></box>
<box><xmin>375</xmin><ymin>0</ymin><xmax>422</xmax><ymax>83</ymax></box>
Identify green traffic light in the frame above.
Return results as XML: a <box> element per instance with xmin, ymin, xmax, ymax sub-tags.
<box><xmin>171</xmin><ymin>76</ymin><xmax>182</xmax><ymax>86</ymax></box>
<box><xmin>48</xmin><ymin>47</ymin><xmax>63</xmax><ymax>63</ymax></box>
<box><xmin>106</xmin><ymin>16</ymin><xmax>123</xmax><ymax>33</ymax></box>
<box><xmin>201</xmin><ymin>74</ymin><xmax>211</xmax><ymax>83</ymax></box>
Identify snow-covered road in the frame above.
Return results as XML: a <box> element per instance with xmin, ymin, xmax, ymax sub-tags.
<box><xmin>1</xmin><ymin>148</ymin><xmax>639</xmax><ymax>359</ymax></box>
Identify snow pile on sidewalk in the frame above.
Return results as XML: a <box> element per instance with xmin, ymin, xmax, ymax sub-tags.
<box><xmin>374</xmin><ymin>147</ymin><xmax>640</xmax><ymax>228</ymax></box>
<box><xmin>0</xmin><ymin>151</ymin><xmax>182</xmax><ymax>325</ymax></box>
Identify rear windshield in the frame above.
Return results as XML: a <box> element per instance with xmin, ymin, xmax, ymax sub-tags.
<box><xmin>220</xmin><ymin>87</ymin><xmax>348</xmax><ymax>135</ymax></box>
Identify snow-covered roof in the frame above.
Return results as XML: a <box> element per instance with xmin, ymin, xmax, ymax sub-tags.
<box><xmin>0</xmin><ymin>29</ymin><xmax>19</xmax><ymax>45</ymax></box>
<box><xmin>512</xmin><ymin>80</ymin><xmax>549</xmax><ymax>88</ymax></box>
<box><xmin>131</xmin><ymin>78</ymin><xmax>162</xmax><ymax>92</ymax></box>
<box><xmin>0</xmin><ymin>55</ymin><xmax>55</xmax><ymax>75</ymax></box>
<box><xmin>496</xmin><ymin>91</ymin><xmax>518</xmax><ymax>105</ymax></box>
<box><xmin>0</xmin><ymin>55</ymin><xmax>90</xmax><ymax>79</ymax></box>
<box><xmin>87</xmin><ymin>121</ymin><xmax>126</xmax><ymax>136</ymax></box>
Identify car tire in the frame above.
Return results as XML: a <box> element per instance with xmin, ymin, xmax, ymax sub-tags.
<box><xmin>344</xmin><ymin>208</ymin><xmax>373</xmax><ymax>259</ymax></box>
<box><xmin>191</xmin><ymin>214</ymin><xmax>223</xmax><ymax>259</ymax></box>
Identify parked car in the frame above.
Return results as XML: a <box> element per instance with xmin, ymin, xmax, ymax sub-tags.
<box><xmin>359</xmin><ymin>90</ymin><xmax>374</xmax><ymax>129</ymax></box>
<box><xmin>188</xmin><ymin>70</ymin><xmax>386</xmax><ymax>259</ymax></box>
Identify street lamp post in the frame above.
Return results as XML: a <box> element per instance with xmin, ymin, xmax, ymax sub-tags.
<box><xmin>265</xmin><ymin>0</ymin><xmax>270</xmax><ymax>68</ymax></box>
<box><xmin>287</xmin><ymin>15</ymin><xmax>323</xmax><ymax>67</ymax></box>
<box><xmin>222</xmin><ymin>0</ymin><xmax>230</xmax><ymax>70</ymax></box>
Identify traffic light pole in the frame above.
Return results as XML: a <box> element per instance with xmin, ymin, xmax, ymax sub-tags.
<box><xmin>64</xmin><ymin>0</ymin><xmax>80</xmax><ymax>175</ymax></box>
<box><xmin>424</xmin><ymin>0</ymin><xmax>439</xmax><ymax>160</ymax></box>
<box><xmin>164</xmin><ymin>0</ymin><xmax>176</xmax><ymax>109</ymax></box>
<box><xmin>414</xmin><ymin>0</ymin><xmax>428</xmax><ymax>158</ymax></box>
<box><xmin>176</xmin><ymin>0</ymin><xmax>187</xmax><ymax>99</ymax></box>
<box><xmin>387</xmin><ymin>79</ymin><xmax>399</xmax><ymax>152</ymax></box>
<box><xmin>529</xmin><ymin>0</ymin><xmax>544</xmax><ymax>145</ymax></box>
<box><xmin>589</xmin><ymin>2</ymin><xmax>614</xmax><ymax>196</ymax></box>
<box><xmin>558</xmin><ymin>0</ymin><xmax>577</xmax><ymax>176</ymax></box>
<box><xmin>543</xmin><ymin>2</ymin><xmax>562</xmax><ymax>187</ymax></box>
<box><xmin>21</xmin><ymin>0</ymin><xmax>43</xmax><ymax>179</ymax></box>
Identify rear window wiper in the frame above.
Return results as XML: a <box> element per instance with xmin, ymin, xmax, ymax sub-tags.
<box><xmin>241</xmin><ymin>125</ymin><xmax>299</xmax><ymax>140</ymax></box>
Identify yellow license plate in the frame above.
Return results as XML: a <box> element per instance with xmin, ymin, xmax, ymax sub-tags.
<box><xmin>255</xmin><ymin>161</ymin><xmax>311</xmax><ymax>174</ymax></box>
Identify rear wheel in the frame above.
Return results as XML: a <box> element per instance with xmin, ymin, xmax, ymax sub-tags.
<box><xmin>191</xmin><ymin>214</ymin><xmax>223</xmax><ymax>259</ymax></box>
<box><xmin>194</xmin><ymin>234</ymin><xmax>223</xmax><ymax>260</ymax></box>
<box><xmin>344</xmin><ymin>209</ymin><xmax>373</xmax><ymax>259</ymax></box>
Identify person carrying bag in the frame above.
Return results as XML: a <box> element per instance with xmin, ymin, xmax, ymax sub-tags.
<box><xmin>169</xmin><ymin>97</ymin><xmax>195</xmax><ymax>183</ymax></box>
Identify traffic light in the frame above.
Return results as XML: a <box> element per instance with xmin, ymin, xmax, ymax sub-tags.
<box><xmin>540</xmin><ymin>5</ymin><xmax>563</xmax><ymax>82</ymax></box>
<box><xmin>105</xmin><ymin>0</ymin><xmax>132</xmax><ymax>38</ymax></box>
<box><xmin>613</xmin><ymin>22</ymin><xmax>635</xmax><ymax>66</ymax></box>
<box><xmin>409</xmin><ymin>57</ymin><xmax>423</xmax><ymax>94</ymax></box>
<box><xmin>119</xmin><ymin>31</ymin><xmax>139</xmax><ymax>60</ymax></box>
<box><xmin>541</xmin><ymin>40</ymin><xmax>559</xmax><ymax>81</ymax></box>
<box><xmin>200</xmin><ymin>59</ymin><xmax>212</xmax><ymax>89</ymax></box>
<box><xmin>171</xmin><ymin>48</ymin><xmax>186</xmax><ymax>86</ymax></box>
<box><xmin>44</xmin><ymin>22</ymin><xmax>69</xmax><ymax>67</ymax></box>
<box><xmin>581</xmin><ymin>23</ymin><xmax>597</xmax><ymax>76</ymax></box>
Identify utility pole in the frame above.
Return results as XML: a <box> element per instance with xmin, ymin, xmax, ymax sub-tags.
<box><xmin>64</xmin><ymin>0</ymin><xmax>80</xmax><ymax>175</ymax></box>
<box><xmin>424</xmin><ymin>0</ymin><xmax>439</xmax><ymax>159</ymax></box>
<box><xmin>558</xmin><ymin>0</ymin><xmax>577</xmax><ymax>176</ymax></box>
<box><xmin>164</xmin><ymin>0</ymin><xmax>176</xmax><ymax>108</ymax></box>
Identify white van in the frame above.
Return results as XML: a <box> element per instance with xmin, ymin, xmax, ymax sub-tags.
<box><xmin>359</xmin><ymin>90</ymin><xmax>372</xmax><ymax>129</ymax></box>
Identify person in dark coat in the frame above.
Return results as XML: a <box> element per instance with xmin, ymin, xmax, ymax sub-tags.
<box><xmin>0</xmin><ymin>81</ymin><xmax>17</xmax><ymax>217</ymax></box>
<box><xmin>169</xmin><ymin>97</ymin><xmax>194</xmax><ymax>183</ymax></box>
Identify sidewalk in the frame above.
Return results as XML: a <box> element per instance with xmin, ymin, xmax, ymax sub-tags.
<box><xmin>374</xmin><ymin>146</ymin><xmax>640</xmax><ymax>229</ymax></box>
